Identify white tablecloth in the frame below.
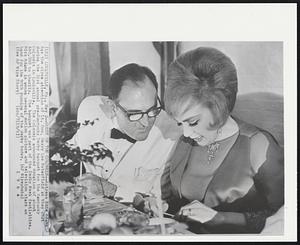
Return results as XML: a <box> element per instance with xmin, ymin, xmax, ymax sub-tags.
<box><xmin>260</xmin><ymin>206</ymin><xmax>284</xmax><ymax>235</ymax></box>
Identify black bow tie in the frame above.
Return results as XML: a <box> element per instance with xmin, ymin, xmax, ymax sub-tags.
<box><xmin>110</xmin><ymin>128</ymin><xmax>137</xmax><ymax>143</ymax></box>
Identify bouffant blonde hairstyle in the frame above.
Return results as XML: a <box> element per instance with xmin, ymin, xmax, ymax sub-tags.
<box><xmin>165</xmin><ymin>47</ymin><xmax>238</xmax><ymax>130</ymax></box>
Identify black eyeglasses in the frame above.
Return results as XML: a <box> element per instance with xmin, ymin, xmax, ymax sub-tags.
<box><xmin>115</xmin><ymin>97</ymin><xmax>162</xmax><ymax>122</ymax></box>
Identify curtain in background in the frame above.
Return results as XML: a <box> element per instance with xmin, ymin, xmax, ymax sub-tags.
<box><xmin>54</xmin><ymin>42</ymin><xmax>110</xmax><ymax>119</ymax></box>
<box><xmin>152</xmin><ymin>42</ymin><xmax>181</xmax><ymax>102</ymax></box>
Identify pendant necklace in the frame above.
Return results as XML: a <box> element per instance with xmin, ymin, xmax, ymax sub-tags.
<box><xmin>206</xmin><ymin>142</ymin><xmax>220</xmax><ymax>165</ymax></box>
<box><xmin>206</xmin><ymin>128</ymin><xmax>222</xmax><ymax>165</ymax></box>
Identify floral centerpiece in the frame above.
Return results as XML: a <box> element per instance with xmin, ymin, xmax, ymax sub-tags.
<box><xmin>49</xmin><ymin>118</ymin><xmax>116</xmax><ymax>233</ymax></box>
<box><xmin>49</xmin><ymin>119</ymin><xmax>114</xmax><ymax>184</ymax></box>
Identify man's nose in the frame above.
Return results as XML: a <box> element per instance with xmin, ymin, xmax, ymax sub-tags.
<box><xmin>139</xmin><ymin>114</ymin><xmax>150</xmax><ymax>127</ymax></box>
<box><xmin>183</xmin><ymin>124</ymin><xmax>193</xmax><ymax>138</ymax></box>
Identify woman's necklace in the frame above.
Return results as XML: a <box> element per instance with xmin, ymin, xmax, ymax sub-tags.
<box><xmin>206</xmin><ymin>128</ymin><xmax>222</xmax><ymax>165</ymax></box>
<box><xmin>206</xmin><ymin>142</ymin><xmax>220</xmax><ymax>165</ymax></box>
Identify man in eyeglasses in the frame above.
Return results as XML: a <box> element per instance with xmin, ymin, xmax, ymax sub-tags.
<box><xmin>110</xmin><ymin>64</ymin><xmax>162</xmax><ymax>143</ymax></box>
<box><xmin>68</xmin><ymin>63</ymin><xmax>181</xmax><ymax>204</ymax></box>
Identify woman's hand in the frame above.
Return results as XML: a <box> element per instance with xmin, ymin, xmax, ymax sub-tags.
<box><xmin>179</xmin><ymin>200</ymin><xmax>218</xmax><ymax>223</ymax></box>
<box><xmin>180</xmin><ymin>204</ymin><xmax>246</xmax><ymax>227</ymax></box>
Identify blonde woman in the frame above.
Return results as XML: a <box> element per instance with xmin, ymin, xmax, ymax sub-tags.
<box><xmin>161</xmin><ymin>47</ymin><xmax>284</xmax><ymax>233</ymax></box>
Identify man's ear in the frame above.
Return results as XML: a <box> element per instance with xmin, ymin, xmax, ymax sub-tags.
<box><xmin>100</xmin><ymin>97</ymin><xmax>116</xmax><ymax>119</ymax></box>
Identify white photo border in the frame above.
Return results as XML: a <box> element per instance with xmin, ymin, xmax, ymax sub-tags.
<box><xmin>3</xmin><ymin>3</ymin><xmax>297</xmax><ymax>242</ymax></box>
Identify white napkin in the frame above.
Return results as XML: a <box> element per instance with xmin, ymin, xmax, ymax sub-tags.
<box><xmin>181</xmin><ymin>200</ymin><xmax>217</xmax><ymax>223</ymax></box>
<box><xmin>149</xmin><ymin>217</ymin><xmax>175</xmax><ymax>226</ymax></box>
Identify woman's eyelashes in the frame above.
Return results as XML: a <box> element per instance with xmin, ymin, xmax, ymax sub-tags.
<box><xmin>177</xmin><ymin>120</ymin><xmax>199</xmax><ymax>127</ymax></box>
<box><xmin>188</xmin><ymin>120</ymin><xmax>199</xmax><ymax>127</ymax></box>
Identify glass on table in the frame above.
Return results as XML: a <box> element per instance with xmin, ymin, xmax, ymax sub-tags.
<box><xmin>63</xmin><ymin>185</ymin><xmax>87</xmax><ymax>228</ymax></box>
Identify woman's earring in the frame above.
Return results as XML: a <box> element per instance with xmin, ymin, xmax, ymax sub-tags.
<box><xmin>217</xmin><ymin>128</ymin><xmax>222</xmax><ymax>139</ymax></box>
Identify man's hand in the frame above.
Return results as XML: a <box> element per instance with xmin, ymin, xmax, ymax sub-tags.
<box><xmin>133</xmin><ymin>193</ymin><xmax>168</xmax><ymax>217</ymax></box>
<box><xmin>75</xmin><ymin>173</ymin><xmax>117</xmax><ymax>198</ymax></box>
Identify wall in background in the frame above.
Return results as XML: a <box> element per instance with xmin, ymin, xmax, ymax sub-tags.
<box><xmin>180</xmin><ymin>42</ymin><xmax>283</xmax><ymax>96</ymax></box>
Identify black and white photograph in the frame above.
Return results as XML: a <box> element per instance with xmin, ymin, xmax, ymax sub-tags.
<box><xmin>47</xmin><ymin>41</ymin><xmax>285</xmax><ymax>236</ymax></box>
<box><xmin>3</xmin><ymin>3</ymin><xmax>297</xmax><ymax>242</ymax></box>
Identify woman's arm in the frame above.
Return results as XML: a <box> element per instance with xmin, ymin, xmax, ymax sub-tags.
<box><xmin>250</xmin><ymin>131</ymin><xmax>284</xmax><ymax>211</ymax></box>
<box><xmin>204</xmin><ymin>131</ymin><xmax>284</xmax><ymax>233</ymax></box>
<box><xmin>204</xmin><ymin>210</ymin><xmax>274</xmax><ymax>233</ymax></box>
<box><xmin>206</xmin><ymin>211</ymin><xmax>246</xmax><ymax>226</ymax></box>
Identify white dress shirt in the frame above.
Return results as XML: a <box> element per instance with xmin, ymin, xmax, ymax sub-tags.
<box><xmin>68</xmin><ymin>96</ymin><xmax>182</xmax><ymax>201</ymax></box>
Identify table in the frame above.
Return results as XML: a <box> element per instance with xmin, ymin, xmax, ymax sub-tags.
<box><xmin>84</xmin><ymin>197</ymin><xmax>195</xmax><ymax>235</ymax></box>
<box><xmin>50</xmin><ymin>196</ymin><xmax>194</xmax><ymax>235</ymax></box>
